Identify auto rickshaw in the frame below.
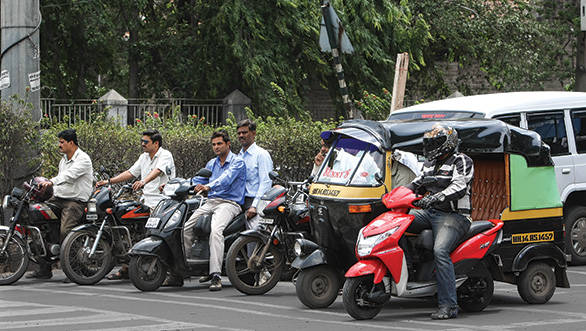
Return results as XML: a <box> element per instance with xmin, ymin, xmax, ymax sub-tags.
<box><xmin>292</xmin><ymin>118</ymin><xmax>570</xmax><ymax>309</ymax></box>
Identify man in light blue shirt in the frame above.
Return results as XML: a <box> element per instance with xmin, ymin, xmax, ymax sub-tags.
<box><xmin>178</xmin><ymin>130</ymin><xmax>246</xmax><ymax>291</ymax></box>
<box><xmin>236</xmin><ymin>119</ymin><xmax>273</xmax><ymax>223</ymax></box>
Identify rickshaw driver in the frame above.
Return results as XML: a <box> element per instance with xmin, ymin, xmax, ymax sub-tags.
<box><xmin>405</xmin><ymin>124</ymin><xmax>474</xmax><ymax>320</ymax></box>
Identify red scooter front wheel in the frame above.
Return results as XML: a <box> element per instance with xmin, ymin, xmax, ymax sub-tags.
<box><xmin>342</xmin><ymin>275</ymin><xmax>386</xmax><ymax>320</ymax></box>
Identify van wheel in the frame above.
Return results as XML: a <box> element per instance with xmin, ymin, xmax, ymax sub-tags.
<box><xmin>517</xmin><ymin>262</ymin><xmax>556</xmax><ymax>304</ymax></box>
<box><xmin>566</xmin><ymin>207</ymin><xmax>586</xmax><ymax>265</ymax></box>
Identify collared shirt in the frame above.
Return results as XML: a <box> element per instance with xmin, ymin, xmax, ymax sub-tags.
<box><xmin>191</xmin><ymin>151</ymin><xmax>246</xmax><ymax>205</ymax></box>
<box><xmin>51</xmin><ymin>148</ymin><xmax>93</xmax><ymax>202</ymax></box>
<box><xmin>129</xmin><ymin>147</ymin><xmax>176</xmax><ymax>208</ymax></box>
<box><xmin>238</xmin><ymin>142</ymin><xmax>273</xmax><ymax>208</ymax></box>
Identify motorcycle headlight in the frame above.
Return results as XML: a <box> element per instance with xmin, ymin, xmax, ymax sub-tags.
<box><xmin>87</xmin><ymin>199</ymin><xmax>97</xmax><ymax>213</ymax></box>
<box><xmin>163</xmin><ymin>209</ymin><xmax>183</xmax><ymax>231</ymax></box>
<box><xmin>356</xmin><ymin>226</ymin><xmax>399</xmax><ymax>257</ymax></box>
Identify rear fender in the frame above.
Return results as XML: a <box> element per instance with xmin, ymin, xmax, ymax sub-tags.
<box><xmin>512</xmin><ymin>243</ymin><xmax>567</xmax><ymax>271</ymax></box>
<box><xmin>451</xmin><ymin>231</ymin><xmax>498</xmax><ymax>264</ymax></box>
<box><xmin>238</xmin><ymin>229</ymin><xmax>270</xmax><ymax>243</ymax></box>
<box><xmin>291</xmin><ymin>249</ymin><xmax>326</xmax><ymax>269</ymax></box>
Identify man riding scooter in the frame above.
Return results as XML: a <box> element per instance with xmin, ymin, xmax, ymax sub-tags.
<box><xmin>164</xmin><ymin>130</ymin><xmax>246</xmax><ymax>290</ymax></box>
<box><xmin>406</xmin><ymin>124</ymin><xmax>474</xmax><ymax>320</ymax></box>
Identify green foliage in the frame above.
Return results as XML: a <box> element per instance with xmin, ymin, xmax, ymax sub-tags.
<box><xmin>0</xmin><ymin>100</ymin><xmax>41</xmax><ymax>196</ymax></box>
<box><xmin>354</xmin><ymin>88</ymin><xmax>392</xmax><ymax>120</ymax></box>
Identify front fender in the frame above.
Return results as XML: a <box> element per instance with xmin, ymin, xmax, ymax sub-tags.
<box><xmin>69</xmin><ymin>223</ymin><xmax>112</xmax><ymax>243</ymax></box>
<box><xmin>238</xmin><ymin>229</ymin><xmax>270</xmax><ymax>243</ymax></box>
<box><xmin>291</xmin><ymin>249</ymin><xmax>327</xmax><ymax>270</ymax></box>
<box><xmin>512</xmin><ymin>243</ymin><xmax>567</xmax><ymax>271</ymax></box>
<box><xmin>345</xmin><ymin>260</ymin><xmax>387</xmax><ymax>284</ymax></box>
<box><xmin>129</xmin><ymin>236</ymin><xmax>171</xmax><ymax>262</ymax></box>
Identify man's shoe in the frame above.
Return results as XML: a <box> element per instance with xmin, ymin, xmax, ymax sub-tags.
<box><xmin>162</xmin><ymin>274</ymin><xmax>184</xmax><ymax>287</ymax></box>
<box><xmin>209</xmin><ymin>275</ymin><xmax>222</xmax><ymax>291</ymax></box>
<box><xmin>430</xmin><ymin>306</ymin><xmax>458</xmax><ymax>320</ymax></box>
<box><xmin>25</xmin><ymin>270</ymin><xmax>53</xmax><ymax>279</ymax></box>
<box><xmin>199</xmin><ymin>274</ymin><xmax>213</xmax><ymax>283</ymax></box>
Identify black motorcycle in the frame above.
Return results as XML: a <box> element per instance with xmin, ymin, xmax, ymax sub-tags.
<box><xmin>60</xmin><ymin>182</ymin><xmax>149</xmax><ymax>285</ymax></box>
<box><xmin>225</xmin><ymin>171</ymin><xmax>311</xmax><ymax>295</ymax></box>
<box><xmin>0</xmin><ymin>178</ymin><xmax>83</xmax><ymax>285</ymax></box>
<box><xmin>128</xmin><ymin>168</ymin><xmax>247</xmax><ymax>291</ymax></box>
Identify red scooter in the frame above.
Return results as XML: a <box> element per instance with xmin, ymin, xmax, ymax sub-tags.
<box><xmin>342</xmin><ymin>186</ymin><xmax>504</xmax><ymax>320</ymax></box>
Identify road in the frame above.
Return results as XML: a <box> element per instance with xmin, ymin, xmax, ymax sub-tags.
<box><xmin>1</xmin><ymin>266</ymin><xmax>586</xmax><ymax>331</ymax></box>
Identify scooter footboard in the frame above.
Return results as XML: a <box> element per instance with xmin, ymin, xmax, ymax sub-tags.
<box><xmin>345</xmin><ymin>260</ymin><xmax>387</xmax><ymax>284</ymax></box>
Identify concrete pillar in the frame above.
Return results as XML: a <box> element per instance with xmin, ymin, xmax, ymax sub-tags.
<box><xmin>98</xmin><ymin>89</ymin><xmax>128</xmax><ymax>125</ymax></box>
<box><xmin>1</xmin><ymin>0</ymin><xmax>41</xmax><ymax>121</ymax></box>
<box><xmin>223</xmin><ymin>89</ymin><xmax>251</xmax><ymax>123</ymax></box>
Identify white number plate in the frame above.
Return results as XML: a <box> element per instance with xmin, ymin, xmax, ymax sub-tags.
<box><xmin>86</xmin><ymin>214</ymin><xmax>98</xmax><ymax>221</ymax></box>
<box><xmin>258</xmin><ymin>218</ymin><xmax>274</xmax><ymax>225</ymax></box>
<box><xmin>145</xmin><ymin>217</ymin><xmax>160</xmax><ymax>228</ymax></box>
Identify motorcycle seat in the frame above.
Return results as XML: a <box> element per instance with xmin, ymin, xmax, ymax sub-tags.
<box><xmin>193</xmin><ymin>212</ymin><xmax>246</xmax><ymax>237</ymax></box>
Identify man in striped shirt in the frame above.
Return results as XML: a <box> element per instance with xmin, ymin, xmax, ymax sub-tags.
<box><xmin>406</xmin><ymin>124</ymin><xmax>474</xmax><ymax>320</ymax></box>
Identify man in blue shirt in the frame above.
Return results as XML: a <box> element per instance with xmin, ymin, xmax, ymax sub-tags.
<box><xmin>181</xmin><ymin>130</ymin><xmax>246</xmax><ymax>291</ymax></box>
<box><xmin>236</xmin><ymin>119</ymin><xmax>273</xmax><ymax>226</ymax></box>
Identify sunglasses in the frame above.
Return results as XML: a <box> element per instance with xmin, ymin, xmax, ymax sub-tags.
<box><xmin>140</xmin><ymin>139</ymin><xmax>151</xmax><ymax>145</ymax></box>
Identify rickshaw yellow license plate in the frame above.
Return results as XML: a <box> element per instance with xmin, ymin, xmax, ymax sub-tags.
<box><xmin>511</xmin><ymin>231</ymin><xmax>554</xmax><ymax>244</ymax></box>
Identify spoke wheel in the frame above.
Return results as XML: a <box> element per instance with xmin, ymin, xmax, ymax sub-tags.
<box><xmin>0</xmin><ymin>233</ymin><xmax>29</xmax><ymax>285</ymax></box>
<box><xmin>517</xmin><ymin>262</ymin><xmax>556</xmax><ymax>304</ymax></box>
<box><xmin>226</xmin><ymin>235</ymin><xmax>284</xmax><ymax>295</ymax></box>
<box><xmin>60</xmin><ymin>230</ymin><xmax>114</xmax><ymax>285</ymax></box>
<box><xmin>129</xmin><ymin>255</ymin><xmax>167</xmax><ymax>291</ymax></box>
<box><xmin>342</xmin><ymin>275</ymin><xmax>385</xmax><ymax>320</ymax></box>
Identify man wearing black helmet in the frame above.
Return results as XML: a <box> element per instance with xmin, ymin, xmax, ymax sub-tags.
<box><xmin>405</xmin><ymin>124</ymin><xmax>474</xmax><ymax>320</ymax></box>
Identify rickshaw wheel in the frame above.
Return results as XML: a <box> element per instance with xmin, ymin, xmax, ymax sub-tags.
<box><xmin>295</xmin><ymin>265</ymin><xmax>340</xmax><ymax>309</ymax></box>
<box><xmin>517</xmin><ymin>262</ymin><xmax>556</xmax><ymax>304</ymax></box>
<box><xmin>565</xmin><ymin>207</ymin><xmax>586</xmax><ymax>265</ymax></box>
<box><xmin>457</xmin><ymin>273</ymin><xmax>494</xmax><ymax>312</ymax></box>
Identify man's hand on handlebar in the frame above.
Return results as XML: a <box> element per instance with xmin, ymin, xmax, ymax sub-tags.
<box><xmin>194</xmin><ymin>184</ymin><xmax>210</xmax><ymax>193</ymax></box>
<box><xmin>414</xmin><ymin>192</ymin><xmax>445</xmax><ymax>209</ymax></box>
<box><xmin>132</xmin><ymin>180</ymin><xmax>145</xmax><ymax>191</ymax></box>
<box><xmin>96</xmin><ymin>180</ymin><xmax>108</xmax><ymax>187</ymax></box>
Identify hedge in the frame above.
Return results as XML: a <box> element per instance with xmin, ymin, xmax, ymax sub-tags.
<box><xmin>0</xmin><ymin>106</ymin><xmax>337</xmax><ymax>196</ymax></box>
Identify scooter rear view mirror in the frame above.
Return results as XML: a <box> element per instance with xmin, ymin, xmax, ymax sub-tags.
<box><xmin>195</xmin><ymin>168</ymin><xmax>212</xmax><ymax>178</ymax></box>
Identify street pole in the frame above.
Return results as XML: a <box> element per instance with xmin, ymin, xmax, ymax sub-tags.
<box><xmin>1</xmin><ymin>0</ymin><xmax>42</xmax><ymax>121</ymax></box>
<box><xmin>321</xmin><ymin>0</ymin><xmax>358</xmax><ymax>119</ymax></box>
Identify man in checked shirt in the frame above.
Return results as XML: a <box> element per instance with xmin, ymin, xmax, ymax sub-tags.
<box><xmin>406</xmin><ymin>124</ymin><xmax>474</xmax><ymax>320</ymax></box>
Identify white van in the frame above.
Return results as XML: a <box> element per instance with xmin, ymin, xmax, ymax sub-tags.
<box><xmin>389</xmin><ymin>91</ymin><xmax>586</xmax><ymax>264</ymax></box>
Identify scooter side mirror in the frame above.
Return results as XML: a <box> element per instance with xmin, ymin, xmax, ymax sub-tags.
<box><xmin>195</xmin><ymin>168</ymin><xmax>212</xmax><ymax>178</ymax></box>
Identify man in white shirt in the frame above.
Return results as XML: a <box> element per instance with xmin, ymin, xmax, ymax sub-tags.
<box><xmin>96</xmin><ymin>129</ymin><xmax>175</xmax><ymax>279</ymax></box>
<box><xmin>27</xmin><ymin>129</ymin><xmax>93</xmax><ymax>279</ymax></box>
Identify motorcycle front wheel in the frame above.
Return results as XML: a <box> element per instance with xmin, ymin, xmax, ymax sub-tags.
<box><xmin>226</xmin><ymin>235</ymin><xmax>284</xmax><ymax>295</ymax></box>
<box><xmin>342</xmin><ymin>275</ymin><xmax>385</xmax><ymax>320</ymax></box>
<box><xmin>129</xmin><ymin>255</ymin><xmax>167</xmax><ymax>291</ymax></box>
<box><xmin>60</xmin><ymin>229</ymin><xmax>115</xmax><ymax>285</ymax></box>
<box><xmin>0</xmin><ymin>233</ymin><xmax>29</xmax><ymax>285</ymax></box>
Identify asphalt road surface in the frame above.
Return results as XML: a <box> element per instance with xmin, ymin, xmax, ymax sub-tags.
<box><xmin>2</xmin><ymin>266</ymin><xmax>586</xmax><ymax>331</ymax></box>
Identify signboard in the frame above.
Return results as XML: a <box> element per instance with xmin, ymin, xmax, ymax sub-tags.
<box><xmin>28</xmin><ymin>71</ymin><xmax>40</xmax><ymax>92</ymax></box>
<box><xmin>0</xmin><ymin>70</ymin><xmax>10</xmax><ymax>90</ymax></box>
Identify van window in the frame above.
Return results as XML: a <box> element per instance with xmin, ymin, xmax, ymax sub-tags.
<box><xmin>527</xmin><ymin>112</ymin><xmax>569</xmax><ymax>156</ymax></box>
<box><xmin>493</xmin><ymin>114</ymin><xmax>521</xmax><ymax>127</ymax></box>
<box><xmin>571</xmin><ymin>110</ymin><xmax>586</xmax><ymax>153</ymax></box>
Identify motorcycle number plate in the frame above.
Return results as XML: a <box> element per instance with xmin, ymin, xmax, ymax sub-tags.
<box><xmin>145</xmin><ymin>217</ymin><xmax>160</xmax><ymax>228</ymax></box>
<box><xmin>258</xmin><ymin>218</ymin><xmax>274</xmax><ymax>225</ymax></box>
<box><xmin>86</xmin><ymin>214</ymin><xmax>98</xmax><ymax>221</ymax></box>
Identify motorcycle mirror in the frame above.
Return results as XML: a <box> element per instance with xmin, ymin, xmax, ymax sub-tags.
<box><xmin>268</xmin><ymin>171</ymin><xmax>280</xmax><ymax>181</ymax></box>
<box><xmin>307</xmin><ymin>175</ymin><xmax>314</xmax><ymax>183</ymax></box>
<box><xmin>195</xmin><ymin>168</ymin><xmax>212</xmax><ymax>178</ymax></box>
<box><xmin>374</xmin><ymin>172</ymin><xmax>384</xmax><ymax>185</ymax></box>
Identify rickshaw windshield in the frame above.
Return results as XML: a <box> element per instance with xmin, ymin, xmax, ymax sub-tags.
<box><xmin>316</xmin><ymin>137</ymin><xmax>383</xmax><ymax>186</ymax></box>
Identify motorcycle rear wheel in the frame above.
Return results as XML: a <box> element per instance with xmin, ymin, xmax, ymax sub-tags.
<box><xmin>226</xmin><ymin>235</ymin><xmax>284</xmax><ymax>295</ymax></box>
<box><xmin>457</xmin><ymin>273</ymin><xmax>494</xmax><ymax>312</ymax></box>
<box><xmin>129</xmin><ymin>255</ymin><xmax>167</xmax><ymax>291</ymax></box>
<box><xmin>60</xmin><ymin>230</ymin><xmax>115</xmax><ymax>285</ymax></box>
<box><xmin>0</xmin><ymin>233</ymin><xmax>29</xmax><ymax>285</ymax></box>
<box><xmin>342</xmin><ymin>275</ymin><xmax>385</xmax><ymax>320</ymax></box>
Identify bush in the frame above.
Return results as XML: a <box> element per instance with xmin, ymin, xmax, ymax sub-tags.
<box><xmin>354</xmin><ymin>89</ymin><xmax>392</xmax><ymax>120</ymax></box>
<box><xmin>0</xmin><ymin>100</ymin><xmax>40</xmax><ymax>196</ymax></box>
<box><xmin>37</xmin><ymin>110</ymin><xmax>337</xmax><ymax>183</ymax></box>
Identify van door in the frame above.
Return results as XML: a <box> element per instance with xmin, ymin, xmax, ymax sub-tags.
<box><xmin>526</xmin><ymin>111</ymin><xmax>574</xmax><ymax>200</ymax></box>
<box><xmin>570</xmin><ymin>110</ymin><xmax>586</xmax><ymax>193</ymax></box>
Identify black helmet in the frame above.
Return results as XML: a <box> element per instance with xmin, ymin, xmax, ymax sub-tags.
<box><xmin>422</xmin><ymin>124</ymin><xmax>459</xmax><ymax>161</ymax></box>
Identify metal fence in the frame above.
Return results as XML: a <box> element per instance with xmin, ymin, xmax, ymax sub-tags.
<box><xmin>41</xmin><ymin>98</ymin><xmax>228</xmax><ymax>126</ymax></box>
